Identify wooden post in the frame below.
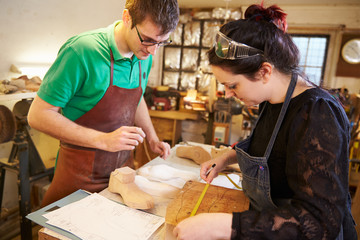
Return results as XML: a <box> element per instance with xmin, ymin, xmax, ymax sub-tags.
<box><xmin>352</xmin><ymin>179</ymin><xmax>360</xmax><ymax>239</ymax></box>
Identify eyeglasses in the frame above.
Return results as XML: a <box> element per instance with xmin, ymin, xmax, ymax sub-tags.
<box><xmin>214</xmin><ymin>31</ymin><xmax>263</xmax><ymax>60</ymax></box>
<box><xmin>135</xmin><ymin>25</ymin><xmax>172</xmax><ymax>47</ymax></box>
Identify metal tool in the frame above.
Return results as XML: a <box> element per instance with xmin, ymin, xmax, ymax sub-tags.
<box><xmin>0</xmin><ymin>99</ymin><xmax>54</xmax><ymax>240</ymax></box>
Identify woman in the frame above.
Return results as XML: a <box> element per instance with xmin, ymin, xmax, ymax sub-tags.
<box><xmin>173</xmin><ymin>3</ymin><xmax>357</xmax><ymax>240</ymax></box>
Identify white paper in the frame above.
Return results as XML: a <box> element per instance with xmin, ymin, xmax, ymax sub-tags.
<box><xmin>137</xmin><ymin>164</ymin><xmax>199</xmax><ymax>188</ymax></box>
<box><xmin>43</xmin><ymin>193</ymin><xmax>164</xmax><ymax>240</ymax></box>
<box><xmin>200</xmin><ymin>173</ymin><xmax>242</xmax><ymax>190</ymax></box>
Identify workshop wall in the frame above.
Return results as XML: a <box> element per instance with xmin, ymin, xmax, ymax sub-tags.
<box><xmin>0</xmin><ymin>0</ymin><xmax>126</xmax><ymax>211</ymax></box>
<box><xmin>149</xmin><ymin>4</ymin><xmax>360</xmax><ymax>93</ymax></box>
<box><xmin>283</xmin><ymin>5</ymin><xmax>360</xmax><ymax>93</ymax></box>
<box><xmin>0</xmin><ymin>0</ymin><xmax>126</xmax><ymax>79</ymax></box>
<box><xmin>0</xmin><ymin>1</ymin><xmax>359</xmax><ymax>89</ymax></box>
<box><xmin>293</xmin><ymin>5</ymin><xmax>359</xmax><ymax>92</ymax></box>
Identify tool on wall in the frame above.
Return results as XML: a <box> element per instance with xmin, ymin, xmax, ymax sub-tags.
<box><xmin>212</xmin><ymin>97</ymin><xmax>244</xmax><ymax>145</ymax></box>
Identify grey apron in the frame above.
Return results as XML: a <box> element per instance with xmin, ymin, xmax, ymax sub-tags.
<box><xmin>234</xmin><ymin>73</ymin><xmax>347</xmax><ymax>239</ymax></box>
<box><xmin>235</xmin><ymin>73</ymin><xmax>297</xmax><ymax>211</ymax></box>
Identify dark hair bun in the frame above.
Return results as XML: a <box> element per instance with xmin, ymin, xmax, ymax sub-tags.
<box><xmin>244</xmin><ymin>4</ymin><xmax>288</xmax><ymax>32</ymax></box>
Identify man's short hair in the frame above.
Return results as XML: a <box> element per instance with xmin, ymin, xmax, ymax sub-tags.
<box><xmin>125</xmin><ymin>0</ymin><xmax>179</xmax><ymax>35</ymax></box>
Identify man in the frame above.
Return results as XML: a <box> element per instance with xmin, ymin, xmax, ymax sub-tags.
<box><xmin>28</xmin><ymin>0</ymin><xmax>179</xmax><ymax>206</ymax></box>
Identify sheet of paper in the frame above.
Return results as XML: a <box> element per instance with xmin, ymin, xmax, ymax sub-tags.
<box><xmin>43</xmin><ymin>193</ymin><xmax>164</xmax><ymax>240</ymax></box>
<box><xmin>200</xmin><ymin>173</ymin><xmax>242</xmax><ymax>190</ymax></box>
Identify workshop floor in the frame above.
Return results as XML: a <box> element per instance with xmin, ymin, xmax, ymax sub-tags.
<box><xmin>1</xmin><ymin>209</ymin><xmax>41</xmax><ymax>240</ymax></box>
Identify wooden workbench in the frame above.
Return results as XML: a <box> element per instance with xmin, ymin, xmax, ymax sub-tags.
<box><xmin>37</xmin><ymin>143</ymin><xmax>248</xmax><ymax>240</ymax></box>
<box><xmin>148</xmin><ymin>109</ymin><xmax>199</xmax><ymax>146</ymax></box>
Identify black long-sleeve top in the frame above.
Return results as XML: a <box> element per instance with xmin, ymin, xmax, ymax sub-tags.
<box><xmin>232</xmin><ymin>87</ymin><xmax>357</xmax><ymax>239</ymax></box>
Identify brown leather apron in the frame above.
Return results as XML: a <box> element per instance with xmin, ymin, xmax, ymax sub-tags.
<box><xmin>41</xmin><ymin>50</ymin><xmax>143</xmax><ymax>206</ymax></box>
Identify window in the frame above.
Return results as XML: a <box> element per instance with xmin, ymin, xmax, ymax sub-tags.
<box><xmin>291</xmin><ymin>34</ymin><xmax>329</xmax><ymax>86</ymax></box>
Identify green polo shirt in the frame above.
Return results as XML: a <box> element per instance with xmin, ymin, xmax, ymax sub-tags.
<box><xmin>37</xmin><ymin>21</ymin><xmax>152</xmax><ymax>121</ymax></box>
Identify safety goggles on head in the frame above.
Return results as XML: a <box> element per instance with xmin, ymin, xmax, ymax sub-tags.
<box><xmin>214</xmin><ymin>31</ymin><xmax>264</xmax><ymax>60</ymax></box>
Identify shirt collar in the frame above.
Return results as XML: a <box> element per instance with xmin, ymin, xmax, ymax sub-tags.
<box><xmin>108</xmin><ymin>20</ymin><xmax>139</xmax><ymax>63</ymax></box>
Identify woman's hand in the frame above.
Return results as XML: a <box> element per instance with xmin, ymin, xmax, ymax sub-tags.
<box><xmin>200</xmin><ymin>149</ymin><xmax>236</xmax><ymax>183</ymax></box>
<box><xmin>200</xmin><ymin>160</ymin><xmax>222</xmax><ymax>183</ymax></box>
<box><xmin>173</xmin><ymin>213</ymin><xmax>233</xmax><ymax>240</ymax></box>
<box><xmin>200</xmin><ymin>151</ymin><xmax>228</xmax><ymax>183</ymax></box>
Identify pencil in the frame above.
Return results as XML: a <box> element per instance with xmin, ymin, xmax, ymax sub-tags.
<box><xmin>205</xmin><ymin>163</ymin><xmax>216</xmax><ymax>177</ymax></box>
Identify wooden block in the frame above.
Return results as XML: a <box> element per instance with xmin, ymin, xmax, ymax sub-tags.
<box><xmin>110</xmin><ymin>166</ymin><xmax>135</xmax><ymax>183</ymax></box>
<box><xmin>38</xmin><ymin>228</ymin><xmax>63</xmax><ymax>240</ymax></box>
<box><xmin>210</xmin><ymin>146</ymin><xmax>232</xmax><ymax>159</ymax></box>
<box><xmin>108</xmin><ymin>167</ymin><xmax>154</xmax><ymax>209</ymax></box>
<box><xmin>176</xmin><ymin>146</ymin><xmax>211</xmax><ymax>164</ymax></box>
<box><xmin>165</xmin><ymin>180</ymin><xmax>249</xmax><ymax>225</ymax></box>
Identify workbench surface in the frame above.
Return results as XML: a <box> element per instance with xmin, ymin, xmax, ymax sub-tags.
<box><xmin>37</xmin><ymin>143</ymin><xmax>247</xmax><ymax>240</ymax></box>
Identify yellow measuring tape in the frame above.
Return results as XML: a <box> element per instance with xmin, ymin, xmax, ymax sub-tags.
<box><xmin>190</xmin><ymin>183</ymin><xmax>210</xmax><ymax>216</ymax></box>
<box><xmin>219</xmin><ymin>172</ymin><xmax>242</xmax><ymax>190</ymax></box>
<box><xmin>190</xmin><ymin>173</ymin><xmax>241</xmax><ymax>217</ymax></box>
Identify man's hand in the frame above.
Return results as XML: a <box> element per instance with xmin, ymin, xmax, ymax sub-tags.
<box><xmin>149</xmin><ymin>139</ymin><xmax>171</xmax><ymax>159</ymax></box>
<box><xmin>28</xmin><ymin>96</ymin><xmax>149</xmax><ymax>152</ymax></box>
<box><xmin>96</xmin><ymin>126</ymin><xmax>146</xmax><ymax>152</ymax></box>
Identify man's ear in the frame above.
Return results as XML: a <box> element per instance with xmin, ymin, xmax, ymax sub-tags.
<box><xmin>259</xmin><ymin>62</ymin><xmax>273</xmax><ymax>83</ymax></box>
<box><xmin>122</xmin><ymin>9</ymin><xmax>132</xmax><ymax>27</ymax></box>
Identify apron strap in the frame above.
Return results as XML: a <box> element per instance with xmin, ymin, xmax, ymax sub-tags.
<box><xmin>110</xmin><ymin>49</ymin><xmax>114</xmax><ymax>86</ymax></box>
<box><xmin>138</xmin><ymin>61</ymin><xmax>142</xmax><ymax>86</ymax></box>
<box><xmin>263</xmin><ymin>73</ymin><xmax>298</xmax><ymax>159</ymax></box>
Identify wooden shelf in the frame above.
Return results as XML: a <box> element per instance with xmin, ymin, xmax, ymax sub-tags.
<box><xmin>0</xmin><ymin>92</ymin><xmax>36</xmax><ymax>102</ymax></box>
<box><xmin>149</xmin><ymin>110</ymin><xmax>199</xmax><ymax>121</ymax></box>
<box><xmin>134</xmin><ymin>110</ymin><xmax>200</xmax><ymax>168</ymax></box>
<box><xmin>350</xmin><ymin>180</ymin><xmax>359</xmax><ymax>188</ymax></box>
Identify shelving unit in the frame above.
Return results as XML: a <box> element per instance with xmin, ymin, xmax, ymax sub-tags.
<box><xmin>161</xmin><ymin>16</ymin><xmax>224</xmax><ymax>93</ymax></box>
<box><xmin>0</xmin><ymin>92</ymin><xmax>36</xmax><ymax>102</ymax></box>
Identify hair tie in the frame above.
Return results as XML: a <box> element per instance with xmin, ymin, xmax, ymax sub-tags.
<box><xmin>249</xmin><ymin>13</ymin><xmax>285</xmax><ymax>32</ymax></box>
<box><xmin>250</xmin><ymin>14</ymin><xmax>271</xmax><ymax>23</ymax></box>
